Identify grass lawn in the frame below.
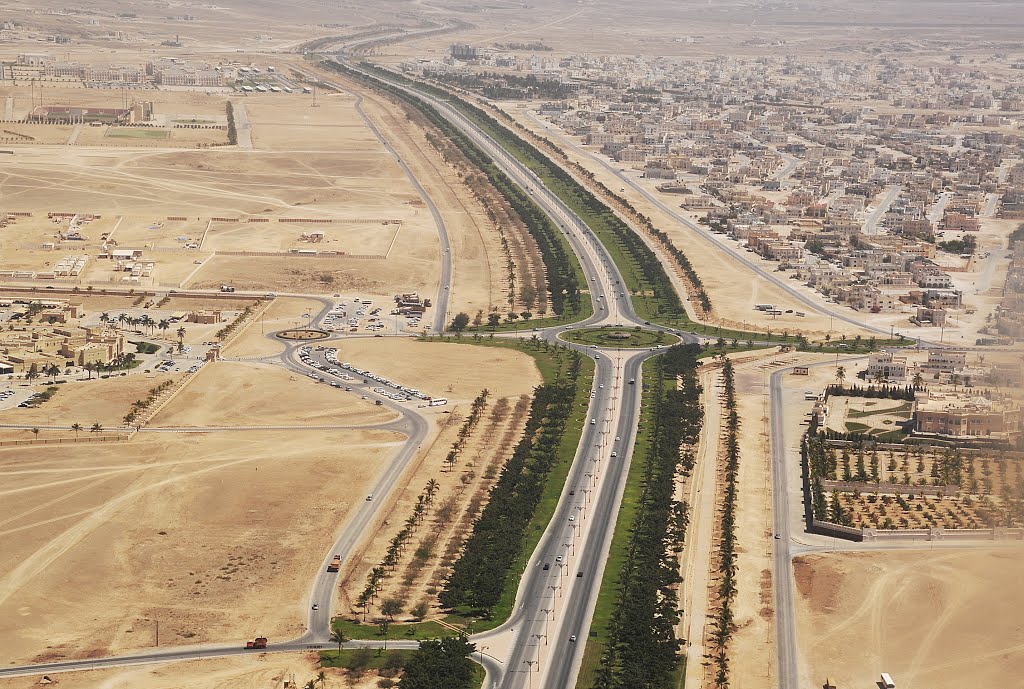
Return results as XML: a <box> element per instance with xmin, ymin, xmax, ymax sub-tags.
<box><xmin>105</xmin><ymin>127</ymin><xmax>170</xmax><ymax>139</ymax></box>
<box><xmin>319</xmin><ymin>648</ymin><xmax>414</xmax><ymax>670</ymax></box>
<box><xmin>332</xmin><ymin>618</ymin><xmax>461</xmax><ymax>641</ymax></box>
<box><xmin>562</xmin><ymin>326</ymin><xmax>678</xmax><ymax>349</ymax></box>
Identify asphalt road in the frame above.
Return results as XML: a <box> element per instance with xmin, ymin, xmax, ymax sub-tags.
<box><xmin>332</xmin><ymin>62</ymin><xmax>717</xmax><ymax>689</ymax></box>
<box><xmin>290</xmin><ymin>65</ymin><xmax>453</xmax><ymax>333</ymax></box>
<box><xmin>769</xmin><ymin>366</ymin><xmax>800</xmax><ymax>689</ymax></box>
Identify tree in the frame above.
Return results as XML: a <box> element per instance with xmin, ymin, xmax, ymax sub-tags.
<box><xmin>425</xmin><ymin>478</ymin><xmax>440</xmax><ymax>504</ymax></box>
<box><xmin>912</xmin><ymin>371</ymin><xmax>924</xmax><ymax>388</ymax></box>
<box><xmin>91</xmin><ymin>422</ymin><xmax>103</xmax><ymax>433</ymax></box>
<box><xmin>31</xmin><ymin>427</ymin><xmax>40</xmax><ymax>439</ymax></box>
<box><xmin>381</xmin><ymin>598</ymin><xmax>403</xmax><ymax>621</ymax></box>
<box><xmin>176</xmin><ymin>327</ymin><xmax>186</xmax><ymax>352</ymax></box>
<box><xmin>835</xmin><ymin>366</ymin><xmax>846</xmax><ymax>387</ymax></box>
<box><xmin>159</xmin><ymin>319</ymin><xmax>170</xmax><ymax>337</ymax></box>
<box><xmin>71</xmin><ymin>422</ymin><xmax>82</xmax><ymax>439</ymax></box>
<box><xmin>398</xmin><ymin>637</ymin><xmax>477</xmax><ymax>689</ymax></box>
<box><xmin>410</xmin><ymin>600</ymin><xmax>429</xmax><ymax>620</ymax></box>
<box><xmin>346</xmin><ymin>647</ymin><xmax>374</xmax><ymax>677</ymax></box>
<box><xmin>450</xmin><ymin>312</ymin><xmax>470</xmax><ymax>334</ymax></box>
<box><xmin>378</xmin><ymin>619</ymin><xmax>390</xmax><ymax>650</ymax></box>
<box><xmin>873</xmin><ymin>369</ymin><xmax>886</xmax><ymax>386</ymax></box>
<box><xmin>329</xmin><ymin>628</ymin><xmax>348</xmax><ymax>654</ymax></box>
<box><xmin>84</xmin><ymin>361</ymin><xmax>95</xmax><ymax>380</ymax></box>
<box><xmin>26</xmin><ymin>362</ymin><xmax>39</xmax><ymax>381</ymax></box>
<box><xmin>487</xmin><ymin>313</ymin><xmax>501</xmax><ymax>330</ymax></box>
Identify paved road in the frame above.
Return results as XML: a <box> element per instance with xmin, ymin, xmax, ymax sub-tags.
<box><xmin>230</xmin><ymin>100</ymin><xmax>254</xmax><ymax>150</ymax></box>
<box><xmin>332</xmin><ymin>60</ymin><xmax>707</xmax><ymax>689</ymax></box>
<box><xmin>863</xmin><ymin>185</ymin><xmax>902</xmax><ymax>235</ymax></box>
<box><xmin>290</xmin><ymin>64</ymin><xmax>453</xmax><ymax>333</ymax></box>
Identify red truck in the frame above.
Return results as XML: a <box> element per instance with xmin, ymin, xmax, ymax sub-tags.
<box><xmin>244</xmin><ymin>637</ymin><xmax>268</xmax><ymax>650</ymax></box>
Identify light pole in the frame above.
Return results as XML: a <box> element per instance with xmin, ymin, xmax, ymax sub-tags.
<box><xmin>478</xmin><ymin>645</ymin><xmax>489</xmax><ymax>664</ymax></box>
<box><xmin>523</xmin><ymin>660</ymin><xmax>538</xmax><ymax>689</ymax></box>
<box><xmin>533</xmin><ymin>632</ymin><xmax>547</xmax><ymax>647</ymax></box>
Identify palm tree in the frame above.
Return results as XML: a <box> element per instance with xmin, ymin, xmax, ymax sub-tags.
<box><xmin>159</xmin><ymin>319</ymin><xmax>170</xmax><ymax>338</ymax></box>
<box><xmin>835</xmin><ymin>366</ymin><xmax>846</xmax><ymax>387</ymax></box>
<box><xmin>71</xmin><ymin>422</ymin><xmax>82</xmax><ymax>439</ymax></box>
<box><xmin>873</xmin><ymin>369</ymin><xmax>886</xmax><ymax>386</ymax></box>
<box><xmin>176</xmin><ymin>326</ymin><xmax>186</xmax><ymax>350</ymax></box>
<box><xmin>117</xmin><ymin>313</ymin><xmax>128</xmax><ymax>329</ymax></box>
<box><xmin>99</xmin><ymin>312</ymin><xmax>110</xmax><ymax>326</ymax></box>
<box><xmin>912</xmin><ymin>371</ymin><xmax>924</xmax><ymax>389</ymax></box>
<box><xmin>83</xmin><ymin>361</ymin><xmax>94</xmax><ymax>380</ymax></box>
<box><xmin>91</xmin><ymin>422</ymin><xmax>103</xmax><ymax>433</ymax></box>
<box><xmin>329</xmin><ymin>628</ymin><xmax>348</xmax><ymax>655</ymax></box>
<box><xmin>425</xmin><ymin>478</ymin><xmax>440</xmax><ymax>504</ymax></box>
<box><xmin>31</xmin><ymin>427</ymin><xmax>40</xmax><ymax>439</ymax></box>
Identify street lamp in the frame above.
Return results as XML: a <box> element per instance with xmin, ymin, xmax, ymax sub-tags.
<box><xmin>523</xmin><ymin>660</ymin><xmax>538</xmax><ymax>689</ymax></box>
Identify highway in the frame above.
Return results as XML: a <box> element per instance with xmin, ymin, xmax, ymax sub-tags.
<box><xmin>330</xmin><ymin>59</ymin><xmax>703</xmax><ymax>689</ymax></box>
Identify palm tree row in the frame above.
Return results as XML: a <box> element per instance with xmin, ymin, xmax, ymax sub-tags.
<box><xmin>329</xmin><ymin>61</ymin><xmax>585</xmax><ymax>318</ymax></box>
<box><xmin>440</xmin><ymin>352</ymin><xmax>585</xmax><ymax>613</ymax></box>
<box><xmin>355</xmin><ymin>479</ymin><xmax>441</xmax><ymax>622</ymax></box>
<box><xmin>443</xmin><ymin>390</ymin><xmax>489</xmax><ymax>472</ymax></box>
<box><xmin>122</xmin><ymin>379</ymin><xmax>175</xmax><ymax>426</ymax></box>
<box><xmin>593</xmin><ymin>343</ymin><xmax>702</xmax><ymax>689</ymax></box>
<box><xmin>483</xmin><ymin>104</ymin><xmax>713</xmax><ymax>316</ymax></box>
<box><xmin>711</xmin><ymin>359</ymin><xmax>741</xmax><ymax>687</ymax></box>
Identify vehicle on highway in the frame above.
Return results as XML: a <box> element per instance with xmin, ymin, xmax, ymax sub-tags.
<box><xmin>366</xmin><ymin>494</ymin><xmax>373</xmax><ymax>501</ymax></box>
<box><xmin>569</xmin><ymin>635</ymin><xmax>577</xmax><ymax>643</ymax></box>
<box><xmin>311</xmin><ymin>603</ymin><xmax>319</xmax><ymax>610</ymax></box>
<box><xmin>555</xmin><ymin>555</ymin><xmax>563</xmax><ymax>563</ymax></box>
<box><xmin>611</xmin><ymin>451</ymin><xmax>618</xmax><ymax>457</ymax></box>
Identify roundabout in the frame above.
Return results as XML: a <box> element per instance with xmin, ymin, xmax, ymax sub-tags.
<box><xmin>275</xmin><ymin>328</ymin><xmax>331</xmax><ymax>341</ymax></box>
<box><xmin>560</xmin><ymin>326</ymin><xmax>680</xmax><ymax>349</ymax></box>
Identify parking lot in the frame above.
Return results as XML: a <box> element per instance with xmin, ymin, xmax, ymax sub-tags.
<box><xmin>297</xmin><ymin>345</ymin><xmax>439</xmax><ymax>405</ymax></box>
<box><xmin>319</xmin><ymin>295</ymin><xmax>426</xmax><ymax>335</ymax></box>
